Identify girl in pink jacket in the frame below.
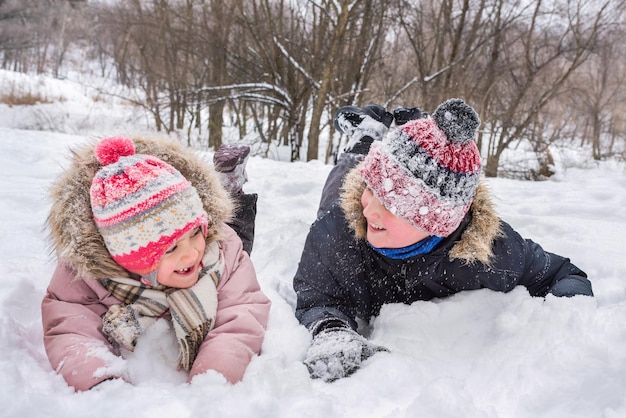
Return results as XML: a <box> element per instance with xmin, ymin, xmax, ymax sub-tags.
<box><xmin>42</xmin><ymin>136</ymin><xmax>271</xmax><ymax>392</ymax></box>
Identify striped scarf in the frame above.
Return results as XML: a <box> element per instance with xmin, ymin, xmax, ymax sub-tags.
<box><xmin>101</xmin><ymin>241</ymin><xmax>224</xmax><ymax>371</ymax></box>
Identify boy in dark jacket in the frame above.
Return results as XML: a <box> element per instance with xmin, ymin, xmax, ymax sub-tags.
<box><xmin>293</xmin><ymin>98</ymin><xmax>593</xmax><ymax>383</ymax></box>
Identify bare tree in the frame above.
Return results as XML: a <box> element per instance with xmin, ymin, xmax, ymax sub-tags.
<box><xmin>567</xmin><ymin>25</ymin><xmax>626</xmax><ymax>160</ymax></box>
<box><xmin>388</xmin><ymin>0</ymin><xmax>501</xmax><ymax>110</ymax></box>
<box><xmin>0</xmin><ymin>0</ymin><xmax>86</xmax><ymax>73</ymax></box>
<box><xmin>480</xmin><ymin>0</ymin><xmax>614</xmax><ymax>176</ymax></box>
<box><xmin>229</xmin><ymin>0</ymin><xmax>306</xmax><ymax>158</ymax></box>
<box><xmin>390</xmin><ymin>0</ymin><xmax>619</xmax><ymax>177</ymax></box>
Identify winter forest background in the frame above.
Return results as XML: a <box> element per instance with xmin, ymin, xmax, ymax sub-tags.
<box><xmin>1</xmin><ymin>0</ymin><xmax>625</xmax><ymax>175</ymax></box>
<box><xmin>1</xmin><ymin>1</ymin><xmax>626</xmax><ymax>418</ymax></box>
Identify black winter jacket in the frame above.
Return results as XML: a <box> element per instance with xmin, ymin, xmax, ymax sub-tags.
<box><xmin>293</xmin><ymin>168</ymin><xmax>593</xmax><ymax>333</ymax></box>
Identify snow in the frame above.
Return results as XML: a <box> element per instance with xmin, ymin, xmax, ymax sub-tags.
<box><xmin>1</xmin><ymin>69</ymin><xmax>626</xmax><ymax>418</ymax></box>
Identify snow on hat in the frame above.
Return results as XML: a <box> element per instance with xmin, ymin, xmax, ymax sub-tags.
<box><xmin>359</xmin><ymin>98</ymin><xmax>482</xmax><ymax>237</ymax></box>
<box><xmin>90</xmin><ymin>136</ymin><xmax>208</xmax><ymax>285</ymax></box>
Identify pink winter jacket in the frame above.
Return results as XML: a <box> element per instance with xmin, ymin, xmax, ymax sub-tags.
<box><xmin>42</xmin><ymin>225</ymin><xmax>270</xmax><ymax>391</ymax></box>
<box><xmin>42</xmin><ymin>137</ymin><xmax>271</xmax><ymax>392</ymax></box>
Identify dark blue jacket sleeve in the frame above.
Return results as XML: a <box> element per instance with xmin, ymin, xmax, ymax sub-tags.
<box><xmin>500</xmin><ymin>222</ymin><xmax>593</xmax><ymax>297</ymax></box>
<box><xmin>293</xmin><ymin>207</ymin><xmax>362</xmax><ymax>332</ymax></box>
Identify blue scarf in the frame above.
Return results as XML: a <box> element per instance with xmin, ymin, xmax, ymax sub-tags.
<box><xmin>370</xmin><ymin>235</ymin><xmax>443</xmax><ymax>260</ymax></box>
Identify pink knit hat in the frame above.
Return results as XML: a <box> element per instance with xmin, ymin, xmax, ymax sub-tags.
<box><xmin>359</xmin><ymin>99</ymin><xmax>481</xmax><ymax>237</ymax></box>
<box><xmin>90</xmin><ymin>137</ymin><xmax>208</xmax><ymax>285</ymax></box>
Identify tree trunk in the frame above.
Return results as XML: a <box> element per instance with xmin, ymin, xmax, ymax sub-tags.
<box><xmin>484</xmin><ymin>154</ymin><xmax>500</xmax><ymax>178</ymax></box>
<box><xmin>208</xmin><ymin>102</ymin><xmax>225</xmax><ymax>150</ymax></box>
<box><xmin>306</xmin><ymin>3</ymin><xmax>352</xmax><ymax>162</ymax></box>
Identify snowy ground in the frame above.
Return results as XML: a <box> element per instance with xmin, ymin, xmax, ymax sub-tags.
<box><xmin>1</xmin><ymin>69</ymin><xmax>625</xmax><ymax>418</ymax></box>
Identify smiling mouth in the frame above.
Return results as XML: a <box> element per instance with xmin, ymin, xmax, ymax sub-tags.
<box><xmin>369</xmin><ymin>222</ymin><xmax>385</xmax><ymax>231</ymax></box>
<box><xmin>176</xmin><ymin>266</ymin><xmax>195</xmax><ymax>274</ymax></box>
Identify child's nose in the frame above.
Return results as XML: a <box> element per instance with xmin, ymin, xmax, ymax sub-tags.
<box><xmin>179</xmin><ymin>239</ymin><xmax>200</xmax><ymax>259</ymax></box>
<box><xmin>363</xmin><ymin>194</ymin><xmax>382</xmax><ymax>218</ymax></box>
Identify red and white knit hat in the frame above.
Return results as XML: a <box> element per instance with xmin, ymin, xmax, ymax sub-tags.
<box><xmin>359</xmin><ymin>98</ymin><xmax>482</xmax><ymax>237</ymax></box>
<box><xmin>90</xmin><ymin>137</ymin><xmax>208</xmax><ymax>285</ymax></box>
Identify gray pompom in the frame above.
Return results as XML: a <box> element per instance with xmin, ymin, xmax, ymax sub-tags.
<box><xmin>432</xmin><ymin>98</ymin><xmax>480</xmax><ymax>144</ymax></box>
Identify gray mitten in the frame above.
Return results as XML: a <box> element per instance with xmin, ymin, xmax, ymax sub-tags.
<box><xmin>102</xmin><ymin>304</ymin><xmax>156</xmax><ymax>351</ymax></box>
<box><xmin>304</xmin><ymin>326</ymin><xmax>388</xmax><ymax>382</ymax></box>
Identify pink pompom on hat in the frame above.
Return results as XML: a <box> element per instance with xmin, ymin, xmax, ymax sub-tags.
<box><xmin>90</xmin><ymin>137</ymin><xmax>208</xmax><ymax>286</ymax></box>
<box><xmin>359</xmin><ymin>98</ymin><xmax>482</xmax><ymax>237</ymax></box>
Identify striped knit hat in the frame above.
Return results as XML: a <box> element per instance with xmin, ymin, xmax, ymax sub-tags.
<box><xmin>359</xmin><ymin>99</ymin><xmax>481</xmax><ymax>237</ymax></box>
<box><xmin>90</xmin><ymin>137</ymin><xmax>208</xmax><ymax>285</ymax></box>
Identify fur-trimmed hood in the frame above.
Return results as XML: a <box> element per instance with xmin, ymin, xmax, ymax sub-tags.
<box><xmin>339</xmin><ymin>165</ymin><xmax>503</xmax><ymax>265</ymax></box>
<box><xmin>47</xmin><ymin>136</ymin><xmax>233</xmax><ymax>280</ymax></box>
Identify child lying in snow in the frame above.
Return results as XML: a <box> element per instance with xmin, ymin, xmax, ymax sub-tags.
<box><xmin>42</xmin><ymin>136</ymin><xmax>270</xmax><ymax>391</ymax></box>
<box><xmin>294</xmin><ymin>98</ymin><xmax>593</xmax><ymax>382</ymax></box>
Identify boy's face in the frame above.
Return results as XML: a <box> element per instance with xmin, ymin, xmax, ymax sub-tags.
<box><xmin>361</xmin><ymin>188</ymin><xmax>430</xmax><ymax>248</ymax></box>
<box><xmin>156</xmin><ymin>226</ymin><xmax>206</xmax><ymax>288</ymax></box>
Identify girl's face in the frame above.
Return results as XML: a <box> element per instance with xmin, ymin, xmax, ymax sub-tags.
<box><xmin>361</xmin><ymin>188</ymin><xmax>430</xmax><ymax>248</ymax></box>
<box><xmin>156</xmin><ymin>226</ymin><xmax>206</xmax><ymax>288</ymax></box>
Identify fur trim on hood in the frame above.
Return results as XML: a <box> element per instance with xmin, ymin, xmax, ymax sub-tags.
<box><xmin>340</xmin><ymin>165</ymin><xmax>503</xmax><ymax>265</ymax></box>
<box><xmin>47</xmin><ymin>136</ymin><xmax>233</xmax><ymax>280</ymax></box>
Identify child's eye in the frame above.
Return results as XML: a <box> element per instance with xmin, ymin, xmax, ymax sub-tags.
<box><xmin>165</xmin><ymin>244</ymin><xmax>178</xmax><ymax>254</ymax></box>
<box><xmin>191</xmin><ymin>226</ymin><xmax>203</xmax><ymax>237</ymax></box>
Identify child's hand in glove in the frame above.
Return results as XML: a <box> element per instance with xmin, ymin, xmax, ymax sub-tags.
<box><xmin>303</xmin><ymin>326</ymin><xmax>388</xmax><ymax>382</ymax></box>
<box><xmin>102</xmin><ymin>304</ymin><xmax>155</xmax><ymax>351</ymax></box>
